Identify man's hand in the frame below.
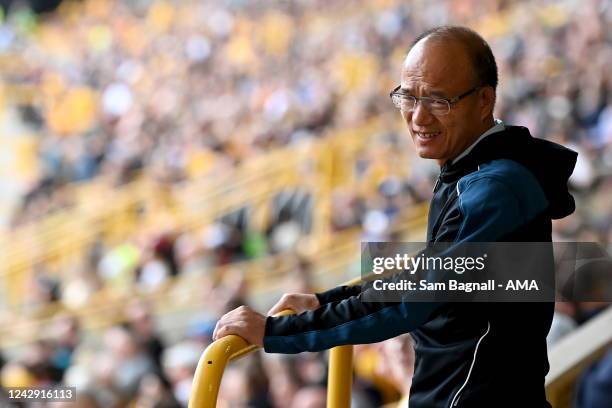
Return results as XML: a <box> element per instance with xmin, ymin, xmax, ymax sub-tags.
<box><xmin>267</xmin><ymin>293</ymin><xmax>320</xmax><ymax>315</ymax></box>
<box><xmin>212</xmin><ymin>306</ymin><xmax>266</xmax><ymax>347</ymax></box>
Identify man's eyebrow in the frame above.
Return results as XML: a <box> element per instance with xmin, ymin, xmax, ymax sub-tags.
<box><xmin>398</xmin><ymin>87</ymin><xmax>412</xmax><ymax>95</ymax></box>
<box><xmin>428</xmin><ymin>90</ymin><xmax>447</xmax><ymax>97</ymax></box>
<box><xmin>399</xmin><ymin>87</ymin><xmax>447</xmax><ymax>97</ymax></box>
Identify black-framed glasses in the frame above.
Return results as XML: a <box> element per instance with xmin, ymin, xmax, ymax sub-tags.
<box><xmin>389</xmin><ymin>85</ymin><xmax>480</xmax><ymax>116</ymax></box>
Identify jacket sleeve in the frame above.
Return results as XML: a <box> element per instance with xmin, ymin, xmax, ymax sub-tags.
<box><xmin>264</xmin><ymin>296</ymin><xmax>438</xmax><ymax>353</ymax></box>
<box><xmin>264</xmin><ymin>176</ymin><xmax>548</xmax><ymax>354</ymax></box>
<box><xmin>315</xmin><ymin>285</ymin><xmax>362</xmax><ymax>305</ymax></box>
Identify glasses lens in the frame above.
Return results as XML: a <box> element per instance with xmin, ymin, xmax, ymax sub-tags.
<box><xmin>391</xmin><ymin>95</ymin><xmax>451</xmax><ymax>116</ymax></box>
<box><xmin>392</xmin><ymin>94</ymin><xmax>415</xmax><ymax>112</ymax></box>
<box><xmin>423</xmin><ymin>99</ymin><xmax>450</xmax><ymax>116</ymax></box>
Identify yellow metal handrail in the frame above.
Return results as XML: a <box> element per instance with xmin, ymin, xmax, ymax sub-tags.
<box><xmin>189</xmin><ymin>275</ymin><xmax>364</xmax><ymax>408</ymax></box>
<box><xmin>327</xmin><ymin>345</ymin><xmax>354</xmax><ymax>407</ymax></box>
<box><xmin>189</xmin><ymin>310</ymin><xmax>292</xmax><ymax>408</ymax></box>
<box><xmin>189</xmin><ymin>336</ymin><xmax>261</xmax><ymax>408</ymax></box>
<box><xmin>186</xmin><ymin>209</ymin><xmax>429</xmax><ymax>407</ymax></box>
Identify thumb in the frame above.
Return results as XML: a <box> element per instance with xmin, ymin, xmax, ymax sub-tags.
<box><xmin>267</xmin><ymin>302</ymin><xmax>287</xmax><ymax>316</ymax></box>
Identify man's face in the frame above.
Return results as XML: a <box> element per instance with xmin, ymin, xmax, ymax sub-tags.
<box><xmin>400</xmin><ymin>39</ymin><xmax>489</xmax><ymax>165</ymax></box>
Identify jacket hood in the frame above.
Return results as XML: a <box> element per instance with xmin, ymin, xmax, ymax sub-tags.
<box><xmin>440</xmin><ymin>125</ymin><xmax>578</xmax><ymax>219</ymax></box>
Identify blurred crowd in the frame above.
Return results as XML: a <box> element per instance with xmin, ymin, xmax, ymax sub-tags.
<box><xmin>3</xmin><ymin>266</ymin><xmax>610</xmax><ymax>408</ymax></box>
<box><xmin>0</xmin><ymin>0</ymin><xmax>608</xmax><ymax>236</ymax></box>
<box><xmin>4</xmin><ymin>248</ymin><xmax>395</xmax><ymax>407</ymax></box>
<box><xmin>0</xmin><ymin>293</ymin><xmax>418</xmax><ymax>408</ymax></box>
<box><xmin>0</xmin><ymin>0</ymin><xmax>611</xmax><ymax>406</ymax></box>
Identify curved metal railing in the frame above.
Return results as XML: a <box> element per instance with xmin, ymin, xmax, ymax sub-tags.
<box><xmin>187</xmin><ymin>209</ymin><xmax>430</xmax><ymax>408</ymax></box>
<box><xmin>189</xmin><ymin>275</ymin><xmax>363</xmax><ymax>408</ymax></box>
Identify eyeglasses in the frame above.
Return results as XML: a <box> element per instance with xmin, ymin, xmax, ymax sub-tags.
<box><xmin>389</xmin><ymin>85</ymin><xmax>480</xmax><ymax>116</ymax></box>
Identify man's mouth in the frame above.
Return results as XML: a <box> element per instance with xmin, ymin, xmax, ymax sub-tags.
<box><xmin>414</xmin><ymin>131</ymin><xmax>442</xmax><ymax>140</ymax></box>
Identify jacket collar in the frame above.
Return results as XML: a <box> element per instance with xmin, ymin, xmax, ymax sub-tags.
<box><xmin>439</xmin><ymin>120</ymin><xmax>505</xmax><ymax>183</ymax></box>
<box><xmin>437</xmin><ymin>124</ymin><xmax>578</xmax><ymax>219</ymax></box>
<box><xmin>450</xmin><ymin>119</ymin><xmax>505</xmax><ymax>164</ymax></box>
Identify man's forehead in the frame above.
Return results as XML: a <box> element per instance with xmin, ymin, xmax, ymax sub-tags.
<box><xmin>400</xmin><ymin>68</ymin><xmax>467</xmax><ymax>96</ymax></box>
<box><xmin>400</xmin><ymin>38</ymin><xmax>473</xmax><ymax>91</ymax></box>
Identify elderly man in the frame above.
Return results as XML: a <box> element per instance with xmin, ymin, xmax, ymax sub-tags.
<box><xmin>213</xmin><ymin>26</ymin><xmax>577</xmax><ymax>407</ymax></box>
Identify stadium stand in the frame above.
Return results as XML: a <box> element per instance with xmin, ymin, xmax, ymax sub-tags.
<box><xmin>0</xmin><ymin>0</ymin><xmax>610</xmax><ymax>407</ymax></box>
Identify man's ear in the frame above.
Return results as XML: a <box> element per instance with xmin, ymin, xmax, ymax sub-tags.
<box><xmin>479</xmin><ymin>86</ymin><xmax>496</xmax><ymax>121</ymax></box>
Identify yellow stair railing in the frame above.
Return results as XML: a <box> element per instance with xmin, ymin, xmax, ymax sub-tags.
<box><xmin>191</xmin><ymin>331</ymin><xmax>355</xmax><ymax>408</ymax></box>
<box><xmin>191</xmin><ymin>254</ymin><xmax>416</xmax><ymax>408</ymax></box>
<box><xmin>189</xmin><ymin>273</ymin><xmax>362</xmax><ymax>408</ymax></box>
<box><xmin>189</xmin><ymin>231</ymin><xmax>422</xmax><ymax>408</ymax></box>
<box><xmin>189</xmin><ymin>333</ymin><xmax>266</xmax><ymax>408</ymax></box>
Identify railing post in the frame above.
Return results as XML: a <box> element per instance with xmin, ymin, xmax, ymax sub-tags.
<box><xmin>188</xmin><ymin>310</ymin><xmax>295</xmax><ymax>408</ymax></box>
<box><xmin>188</xmin><ymin>335</ymin><xmax>256</xmax><ymax>408</ymax></box>
<box><xmin>327</xmin><ymin>345</ymin><xmax>354</xmax><ymax>408</ymax></box>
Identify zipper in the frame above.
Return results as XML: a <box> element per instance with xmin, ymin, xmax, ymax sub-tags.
<box><xmin>449</xmin><ymin>321</ymin><xmax>491</xmax><ymax>407</ymax></box>
<box><xmin>432</xmin><ymin>175</ymin><xmax>441</xmax><ymax>193</ymax></box>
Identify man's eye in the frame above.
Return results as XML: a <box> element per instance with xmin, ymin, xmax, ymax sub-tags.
<box><xmin>431</xmin><ymin>100</ymin><xmax>447</xmax><ymax>106</ymax></box>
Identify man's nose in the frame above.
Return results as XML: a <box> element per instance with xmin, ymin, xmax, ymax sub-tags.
<box><xmin>411</xmin><ymin>100</ymin><xmax>435</xmax><ymax>125</ymax></box>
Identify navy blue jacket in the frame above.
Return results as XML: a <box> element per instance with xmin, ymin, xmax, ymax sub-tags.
<box><xmin>264</xmin><ymin>126</ymin><xmax>577</xmax><ymax>407</ymax></box>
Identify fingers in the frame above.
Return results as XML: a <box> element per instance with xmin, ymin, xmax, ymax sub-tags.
<box><xmin>267</xmin><ymin>293</ymin><xmax>320</xmax><ymax>316</ymax></box>
<box><xmin>267</xmin><ymin>304</ymin><xmax>286</xmax><ymax>316</ymax></box>
<box><xmin>212</xmin><ymin>306</ymin><xmax>266</xmax><ymax>347</ymax></box>
<box><xmin>213</xmin><ymin>306</ymin><xmax>243</xmax><ymax>341</ymax></box>
<box><xmin>267</xmin><ymin>294</ymin><xmax>292</xmax><ymax>316</ymax></box>
<box><xmin>214</xmin><ymin>320</ymin><xmax>243</xmax><ymax>340</ymax></box>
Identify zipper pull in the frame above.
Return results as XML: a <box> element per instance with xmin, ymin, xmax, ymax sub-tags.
<box><xmin>432</xmin><ymin>175</ymin><xmax>441</xmax><ymax>193</ymax></box>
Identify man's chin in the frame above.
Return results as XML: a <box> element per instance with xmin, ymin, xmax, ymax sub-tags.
<box><xmin>415</xmin><ymin>149</ymin><xmax>439</xmax><ymax>160</ymax></box>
